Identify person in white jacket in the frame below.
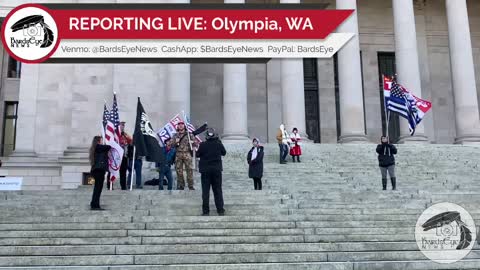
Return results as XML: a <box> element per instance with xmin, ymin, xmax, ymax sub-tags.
<box><xmin>289</xmin><ymin>128</ymin><xmax>302</xmax><ymax>162</ymax></box>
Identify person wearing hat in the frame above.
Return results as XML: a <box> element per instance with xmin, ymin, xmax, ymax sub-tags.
<box><xmin>171</xmin><ymin>121</ymin><xmax>196</xmax><ymax>190</ymax></box>
<box><xmin>196</xmin><ymin>128</ymin><xmax>226</xmax><ymax>216</ymax></box>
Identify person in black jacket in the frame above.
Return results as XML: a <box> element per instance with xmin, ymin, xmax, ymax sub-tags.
<box><xmin>196</xmin><ymin>128</ymin><xmax>226</xmax><ymax>216</ymax></box>
<box><xmin>376</xmin><ymin>136</ymin><xmax>397</xmax><ymax>190</ymax></box>
<box><xmin>247</xmin><ymin>138</ymin><xmax>264</xmax><ymax>190</ymax></box>
<box><xmin>89</xmin><ymin>136</ymin><xmax>111</xmax><ymax>210</ymax></box>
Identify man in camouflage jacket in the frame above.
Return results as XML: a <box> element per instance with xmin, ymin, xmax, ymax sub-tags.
<box><xmin>172</xmin><ymin>122</ymin><xmax>196</xmax><ymax>190</ymax></box>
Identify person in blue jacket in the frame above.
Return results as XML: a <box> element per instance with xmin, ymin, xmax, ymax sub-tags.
<box><xmin>157</xmin><ymin>138</ymin><xmax>176</xmax><ymax>191</ymax></box>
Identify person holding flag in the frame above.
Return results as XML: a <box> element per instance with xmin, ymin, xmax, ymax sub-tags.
<box><xmin>376</xmin><ymin>136</ymin><xmax>397</xmax><ymax>190</ymax></box>
<box><xmin>172</xmin><ymin>121</ymin><xmax>196</xmax><ymax>190</ymax></box>
<box><xmin>132</xmin><ymin>97</ymin><xmax>165</xmax><ymax>190</ymax></box>
<box><xmin>89</xmin><ymin>135</ymin><xmax>111</xmax><ymax>210</ymax></box>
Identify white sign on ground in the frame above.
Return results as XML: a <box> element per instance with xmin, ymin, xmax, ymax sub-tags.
<box><xmin>0</xmin><ymin>177</ymin><xmax>23</xmax><ymax>191</ymax></box>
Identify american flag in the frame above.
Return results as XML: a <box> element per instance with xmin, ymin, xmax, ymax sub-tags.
<box><xmin>110</xmin><ymin>94</ymin><xmax>121</xmax><ymax>142</ymax></box>
<box><xmin>102</xmin><ymin>97</ymin><xmax>123</xmax><ymax>184</ymax></box>
<box><xmin>386</xmin><ymin>81</ymin><xmax>417</xmax><ymax>135</ymax></box>
<box><xmin>183</xmin><ymin>112</ymin><xmax>202</xmax><ymax>144</ymax></box>
<box><xmin>102</xmin><ymin>103</ymin><xmax>110</xmax><ymax>129</ymax></box>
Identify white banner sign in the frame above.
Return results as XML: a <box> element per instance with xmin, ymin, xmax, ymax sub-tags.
<box><xmin>52</xmin><ymin>33</ymin><xmax>354</xmax><ymax>59</ymax></box>
<box><xmin>0</xmin><ymin>177</ymin><xmax>23</xmax><ymax>191</ymax></box>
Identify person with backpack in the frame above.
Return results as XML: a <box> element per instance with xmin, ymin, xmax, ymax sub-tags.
<box><xmin>376</xmin><ymin>136</ymin><xmax>398</xmax><ymax>190</ymax></box>
<box><xmin>247</xmin><ymin>138</ymin><xmax>264</xmax><ymax>190</ymax></box>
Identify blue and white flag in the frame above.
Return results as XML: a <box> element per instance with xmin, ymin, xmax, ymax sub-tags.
<box><xmin>384</xmin><ymin>79</ymin><xmax>418</xmax><ymax>135</ymax></box>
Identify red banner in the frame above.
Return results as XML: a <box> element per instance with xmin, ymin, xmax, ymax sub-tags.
<box><xmin>52</xmin><ymin>9</ymin><xmax>353</xmax><ymax>40</ymax></box>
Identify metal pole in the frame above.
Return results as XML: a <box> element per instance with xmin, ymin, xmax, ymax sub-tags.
<box><xmin>182</xmin><ymin>111</ymin><xmax>195</xmax><ymax>170</ymax></box>
<box><xmin>382</xmin><ymin>74</ymin><xmax>390</xmax><ymax>142</ymax></box>
<box><xmin>129</xmin><ymin>146</ymin><xmax>136</xmax><ymax>191</ymax></box>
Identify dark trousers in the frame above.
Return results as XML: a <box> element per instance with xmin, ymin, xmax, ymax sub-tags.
<box><xmin>253</xmin><ymin>177</ymin><xmax>262</xmax><ymax>190</ymax></box>
<box><xmin>127</xmin><ymin>159</ymin><xmax>143</xmax><ymax>188</ymax></box>
<box><xmin>106</xmin><ymin>172</ymin><xmax>111</xmax><ymax>189</ymax></box>
<box><xmin>159</xmin><ymin>166</ymin><xmax>173</xmax><ymax>190</ymax></box>
<box><xmin>201</xmin><ymin>170</ymin><xmax>224</xmax><ymax>214</ymax></box>
<box><xmin>119</xmin><ymin>157</ymin><xmax>128</xmax><ymax>190</ymax></box>
<box><xmin>90</xmin><ymin>169</ymin><xmax>106</xmax><ymax>208</ymax></box>
<box><xmin>278</xmin><ymin>144</ymin><xmax>288</xmax><ymax>163</ymax></box>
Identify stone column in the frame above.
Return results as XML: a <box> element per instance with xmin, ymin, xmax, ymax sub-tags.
<box><xmin>280</xmin><ymin>0</ymin><xmax>308</xmax><ymax>139</ymax></box>
<box><xmin>392</xmin><ymin>0</ymin><xmax>428</xmax><ymax>143</ymax></box>
<box><xmin>336</xmin><ymin>0</ymin><xmax>368</xmax><ymax>143</ymax></box>
<box><xmin>446</xmin><ymin>0</ymin><xmax>480</xmax><ymax>144</ymax></box>
<box><xmin>166</xmin><ymin>64</ymin><xmax>191</xmax><ymax>117</ymax></box>
<box><xmin>12</xmin><ymin>64</ymin><xmax>39</xmax><ymax>156</ymax></box>
<box><xmin>166</xmin><ymin>0</ymin><xmax>191</xmax><ymax>117</ymax></box>
<box><xmin>222</xmin><ymin>0</ymin><xmax>249</xmax><ymax>141</ymax></box>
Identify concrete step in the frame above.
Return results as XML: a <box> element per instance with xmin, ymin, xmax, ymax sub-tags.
<box><xmin>2</xmin><ymin>144</ymin><xmax>480</xmax><ymax>268</ymax></box>
<box><xmin>2</xmin><ymin>261</ymin><xmax>480</xmax><ymax>270</ymax></box>
<box><xmin>0</xmin><ymin>237</ymin><xmax>142</xmax><ymax>246</ymax></box>
<box><xmin>0</xmin><ymin>242</ymin><xmax>444</xmax><ymax>256</ymax></box>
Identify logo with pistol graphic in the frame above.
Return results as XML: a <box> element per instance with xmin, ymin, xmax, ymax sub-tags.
<box><xmin>415</xmin><ymin>202</ymin><xmax>476</xmax><ymax>263</ymax></box>
<box><xmin>1</xmin><ymin>4</ymin><xmax>59</xmax><ymax>63</ymax></box>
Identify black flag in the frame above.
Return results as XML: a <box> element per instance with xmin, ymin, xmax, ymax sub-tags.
<box><xmin>133</xmin><ymin>98</ymin><xmax>165</xmax><ymax>164</ymax></box>
<box><xmin>193</xmin><ymin>123</ymin><xmax>208</xmax><ymax>136</ymax></box>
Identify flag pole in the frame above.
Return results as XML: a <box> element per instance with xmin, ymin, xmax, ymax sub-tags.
<box><xmin>182</xmin><ymin>110</ymin><xmax>195</xmax><ymax>170</ymax></box>
<box><xmin>129</xmin><ymin>146</ymin><xmax>136</xmax><ymax>191</ymax></box>
<box><xmin>383</xmin><ymin>74</ymin><xmax>391</xmax><ymax>144</ymax></box>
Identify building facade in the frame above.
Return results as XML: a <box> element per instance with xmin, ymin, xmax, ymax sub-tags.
<box><xmin>0</xmin><ymin>0</ymin><xmax>480</xmax><ymax>189</ymax></box>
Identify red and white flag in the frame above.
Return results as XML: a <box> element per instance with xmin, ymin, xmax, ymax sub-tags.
<box><xmin>383</xmin><ymin>76</ymin><xmax>432</xmax><ymax>125</ymax></box>
<box><xmin>104</xmin><ymin>120</ymin><xmax>124</xmax><ymax>183</ymax></box>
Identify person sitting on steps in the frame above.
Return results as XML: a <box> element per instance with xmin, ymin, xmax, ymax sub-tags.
<box><xmin>376</xmin><ymin>136</ymin><xmax>397</xmax><ymax>190</ymax></box>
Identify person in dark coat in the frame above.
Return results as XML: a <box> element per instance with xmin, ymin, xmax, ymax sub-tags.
<box><xmin>196</xmin><ymin>128</ymin><xmax>226</xmax><ymax>216</ymax></box>
<box><xmin>376</xmin><ymin>136</ymin><xmax>397</xmax><ymax>190</ymax></box>
<box><xmin>247</xmin><ymin>138</ymin><xmax>264</xmax><ymax>190</ymax></box>
<box><xmin>89</xmin><ymin>136</ymin><xmax>111</xmax><ymax>210</ymax></box>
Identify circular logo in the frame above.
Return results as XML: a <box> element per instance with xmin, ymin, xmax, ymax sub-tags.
<box><xmin>415</xmin><ymin>202</ymin><xmax>476</xmax><ymax>263</ymax></box>
<box><xmin>1</xmin><ymin>4</ymin><xmax>59</xmax><ymax>63</ymax></box>
<box><xmin>108</xmin><ymin>148</ymin><xmax>121</xmax><ymax>171</ymax></box>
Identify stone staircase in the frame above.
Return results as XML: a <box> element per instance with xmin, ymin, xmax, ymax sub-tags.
<box><xmin>1</xmin><ymin>143</ymin><xmax>480</xmax><ymax>269</ymax></box>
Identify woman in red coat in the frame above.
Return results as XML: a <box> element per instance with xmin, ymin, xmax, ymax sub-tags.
<box><xmin>289</xmin><ymin>128</ymin><xmax>302</xmax><ymax>162</ymax></box>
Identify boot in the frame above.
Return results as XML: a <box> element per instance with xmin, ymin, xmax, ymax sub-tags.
<box><xmin>391</xmin><ymin>177</ymin><xmax>396</xmax><ymax>190</ymax></box>
<box><xmin>292</xmin><ymin>156</ymin><xmax>296</xmax><ymax>163</ymax></box>
<box><xmin>297</xmin><ymin>156</ymin><xmax>301</xmax><ymax>163</ymax></box>
<box><xmin>382</xmin><ymin>178</ymin><xmax>387</xmax><ymax>190</ymax></box>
